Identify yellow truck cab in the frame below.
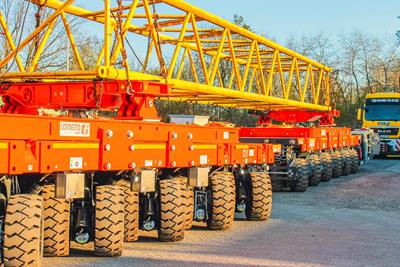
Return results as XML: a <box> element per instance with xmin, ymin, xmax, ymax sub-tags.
<box><xmin>358</xmin><ymin>92</ymin><xmax>400</xmax><ymax>157</ymax></box>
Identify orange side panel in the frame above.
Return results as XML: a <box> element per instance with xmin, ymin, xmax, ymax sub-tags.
<box><xmin>0</xmin><ymin>114</ymin><xmax>271</xmax><ymax>174</ymax></box>
<box><xmin>230</xmin><ymin>144</ymin><xmax>257</xmax><ymax>165</ymax></box>
<box><xmin>9</xmin><ymin>141</ymin><xmax>39</xmax><ymax>174</ymax></box>
<box><xmin>258</xmin><ymin>144</ymin><xmax>274</xmax><ymax>164</ymax></box>
<box><xmin>0</xmin><ymin>141</ymin><xmax>9</xmax><ymax>173</ymax></box>
<box><xmin>40</xmin><ymin>141</ymin><xmax>99</xmax><ymax>173</ymax></box>
<box><xmin>320</xmin><ymin>137</ymin><xmax>328</xmax><ymax>150</ymax></box>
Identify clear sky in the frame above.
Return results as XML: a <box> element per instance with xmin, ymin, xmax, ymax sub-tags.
<box><xmin>186</xmin><ymin>0</ymin><xmax>400</xmax><ymax>42</ymax></box>
<box><xmin>80</xmin><ymin>0</ymin><xmax>400</xmax><ymax>42</ymax></box>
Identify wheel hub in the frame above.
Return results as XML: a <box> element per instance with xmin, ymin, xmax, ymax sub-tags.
<box><xmin>74</xmin><ymin>227</ymin><xmax>90</xmax><ymax>244</ymax></box>
<box><xmin>142</xmin><ymin>219</ymin><xmax>156</xmax><ymax>231</ymax></box>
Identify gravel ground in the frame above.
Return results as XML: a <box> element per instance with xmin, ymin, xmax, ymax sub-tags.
<box><xmin>44</xmin><ymin>159</ymin><xmax>400</xmax><ymax>267</ymax></box>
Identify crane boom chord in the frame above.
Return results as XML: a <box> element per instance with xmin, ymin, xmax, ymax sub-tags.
<box><xmin>0</xmin><ymin>0</ymin><xmax>332</xmax><ymax>111</ymax></box>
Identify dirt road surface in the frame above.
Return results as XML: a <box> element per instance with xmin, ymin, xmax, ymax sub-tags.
<box><xmin>44</xmin><ymin>159</ymin><xmax>400</xmax><ymax>267</ymax></box>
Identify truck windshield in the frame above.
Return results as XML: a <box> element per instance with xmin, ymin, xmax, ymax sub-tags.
<box><xmin>365</xmin><ymin>104</ymin><xmax>400</xmax><ymax>121</ymax></box>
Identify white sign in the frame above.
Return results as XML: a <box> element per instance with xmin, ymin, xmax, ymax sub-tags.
<box><xmin>60</xmin><ymin>122</ymin><xmax>90</xmax><ymax>137</ymax></box>
<box><xmin>70</xmin><ymin>157</ymin><xmax>83</xmax><ymax>169</ymax></box>
<box><xmin>200</xmin><ymin>155</ymin><xmax>208</xmax><ymax>164</ymax></box>
<box><xmin>223</xmin><ymin>131</ymin><xmax>230</xmax><ymax>139</ymax></box>
<box><xmin>249</xmin><ymin>149</ymin><xmax>255</xmax><ymax>157</ymax></box>
<box><xmin>309</xmin><ymin>139</ymin><xmax>315</xmax><ymax>147</ymax></box>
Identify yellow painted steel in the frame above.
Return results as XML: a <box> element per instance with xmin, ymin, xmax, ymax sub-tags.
<box><xmin>192</xmin><ymin>144</ymin><xmax>217</xmax><ymax>150</ymax></box>
<box><xmin>131</xmin><ymin>144</ymin><xmax>166</xmax><ymax>150</ymax></box>
<box><xmin>61</xmin><ymin>12</ymin><xmax>85</xmax><ymax>70</ymax></box>
<box><xmin>52</xmin><ymin>143</ymin><xmax>99</xmax><ymax>149</ymax></box>
<box><xmin>0</xmin><ymin>143</ymin><xmax>8</xmax><ymax>149</ymax></box>
<box><xmin>28</xmin><ymin>19</ymin><xmax>57</xmax><ymax>72</ymax></box>
<box><xmin>235</xmin><ymin>145</ymin><xmax>249</xmax><ymax>149</ymax></box>
<box><xmin>0</xmin><ymin>0</ymin><xmax>333</xmax><ymax>111</ymax></box>
<box><xmin>0</xmin><ymin>12</ymin><xmax>25</xmax><ymax>72</ymax></box>
<box><xmin>366</xmin><ymin>92</ymin><xmax>400</xmax><ymax>99</ymax></box>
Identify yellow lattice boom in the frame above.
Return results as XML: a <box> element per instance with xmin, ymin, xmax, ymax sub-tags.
<box><xmin>0</xmin><ymin>0</ymin><xmax>332</xmax><ymax>111</ymax></box>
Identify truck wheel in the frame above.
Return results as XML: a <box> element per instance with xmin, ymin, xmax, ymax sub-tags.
<box><xmin>115</xmin><ymin>180</ymin><xmax>139</xmax><ymax>242</ymax></box>
<box><xmin>42</xmin><ymin>185</ymin><xmax>70</xmax><ymax>257</ymax></box>
<box><xmin>350</xmin><ymin>149</ymin><xmax>360</xmax><ymax>174</ymax></box>
<box><xmin>4</xmin><ymin>195</ymin><xmax>43</xmax><ymax>267</ymax></box>
<box><xmin>176</xmin><ymin>176</ymin><xmax>194</xmax><ymax>230</ymax></box>
<box><xmin>271</xmin><ymin>180</ymin><xmax>285</xmax><ymax>191</ymax></box>
<box><xmin>341</xmin><ymin>150</ymin><xmax>352</xmax><ymax>176</ymax></box>
<box><xmin>332</xmin><ymin>151</ymin><xmax>343</xmax><ymax>178</ymax></box>
<box><xmin>245</xmin><ymin>172</ymin><xmax>272</xmax><ymax>221</ymax></box>
<box><xmin>309</xmin><ymin>155</ymin><xmax>322</xmax><ymax>186</ymax></box>
<box><xmin>94</xmin><ymin>185</ymin><xmax>124</xmax><ymax>257</ymax></box>
<box><xmin>321</xmin><ymin>152</ymin><xmax>333</xmax><ymax>182</ymax></box>
<box><xmin>158</xmin><ymin>178</ymin><xmax>186</xmax><ymax>242</ymax></box>
<box><xmin>207</xmin><ymin>172</ymin><xmax>235</xmax><ymax>230</ymax></box>
<box><xmin>289</xmin><ymin>158</ymin><xmax>310</xmax><ymax>192</ymax></box>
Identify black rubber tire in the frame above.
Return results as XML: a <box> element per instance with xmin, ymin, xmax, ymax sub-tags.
<box><xmin>115</xmin><ymin>180</ymin><xmax>139</xmax><ymax>242</ymax></box>
<box><xmin>350</xmin><ymin>149</ymin><xmax>360</xmax><ymax>174</ymax></box>
<box><xmin>321</xmin><ymin>152</ymin><xmax>333</xmax><ymax>182</ymax></box>
<box><xmin>158</xmin><ymin>178</ymin><xmax>186</xmax><ymax>242</ymax></box>
<box><xmin>341</xmin><ymin>150</ymin><xmax>352</xmax><ymax>176</ymax></box>
<box><xmin>271</xmin><ymin>179</ymin><xmax>285</xmax><ymax>191</ymax></box>
<box><xmin>42</xmin><ymin>185</ymin><xmax>70</xmax><ymax>257</ymax></box>
<box><xmin>245</xmin><ymin>172</ymin><xmax>272</xmax><ymax>221</ymax></box>
<box><xmin>4</xmin><ymin>194</ymin><xmax>43</xmax><ymax>267</ymax></box>
<box><xmin>177</xmin><ymin>176</ymin><xmax>194</xmax><ymax>230</ymax></box>
<box><xmin>332</xmin><ymin>151</ymin><xmax>343</xmax><ymax>178</ymax></box>
<box><xmin>94</xmin><ymin>185</ymin><xmax>124</xmax><ymax>257</ymax></box>
<box><xmin>309</xmin><ymin>155</ymin><xmax>322</xmax><ymax>186</ymax></box>
<box><xmin>289</xmin><ymin>158</ymin><xmax>310</xmax><ymax>192</ymax></box>
<box><xmin>207</xmin><ymin>172</ymin><xmax>235</xmax><ymax>230</ymax></box>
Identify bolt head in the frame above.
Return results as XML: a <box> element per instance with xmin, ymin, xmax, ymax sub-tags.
<box><xmin>127</xmin><ymin>130</ymin><xmax>134</xmax><ymax>139</ymax></box>
<box><xmin>104</xmin><ymin>144</ymin><xmax>111</xmax><ymax>151</ymax></box>
<box><xmin>106</xmin><ymin>129</ymin><xmax>114</xmax><ymax>138</ymax></box>
<box><xmin>128</xmin><ymin>162</ymin><xmax>136</xmax><ymax>169</ymax></box>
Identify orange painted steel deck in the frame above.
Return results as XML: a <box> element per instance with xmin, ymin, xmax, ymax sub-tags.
<box><xmin>239</xmin><ymin>126</ymin><xmax>360</xmax><ymax>153</ymax></box>
<box><xmin>0</xmin><ymin>114</ymin><xmax>275</xmax><ymax>175</ymax></box>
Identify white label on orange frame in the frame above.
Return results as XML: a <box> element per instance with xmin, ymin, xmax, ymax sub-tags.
<box><xmin>70</xmin><ymin>157</ymin><xmax>83</xmax><ymax>169</ymax></box>
<box><xmin>200</xmin><ymin>155</ymin><xmax>208</xmax><ymax>164</ymax></box>
<box><xmin>223</xmin><ymin>131</ymin><xmax>229</xmax><ymax>139</ymax></box>
<box><xmin>249</xmin><ymin>149</ymin><xmax>255</xmax><ymax>157</ymax></box>
<box><xmin>60</xmin><ymin>122</ymin><xmax>90</xmax><ymax>137</ymax></box>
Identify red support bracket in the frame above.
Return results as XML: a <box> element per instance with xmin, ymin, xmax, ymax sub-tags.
<box><xmin>0</xmin><ymin>80</ymin><xmax>169</xmax><ymax>120</ymax></box>
<box><xmin>255</xmin><ymin>110</ymin><xmax>340</xmax><ymax>126</ymax></box>
<box><xmin>117</xmin><ymin>94</ymin><xmax>159</xmax><ymax>120</ymax></box>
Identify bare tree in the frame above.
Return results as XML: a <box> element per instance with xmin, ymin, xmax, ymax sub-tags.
<box><xmin>0</xmin><ymin>1</ymin><xmax>100</xmax><ymax>73</ymax></box>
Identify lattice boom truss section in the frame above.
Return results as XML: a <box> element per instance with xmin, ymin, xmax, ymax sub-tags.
<box><xmin>0</xmin><ymin>0</ymin><xmax>332</xmax><ymax>111</ymax></box>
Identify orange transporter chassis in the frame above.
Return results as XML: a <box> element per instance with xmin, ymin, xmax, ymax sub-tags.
<box><xmin>0</xmin><ymin>114</ymin><xmax>274</xmax><ymax>174</ymax></box>
<box><xmin>0</xmin><ymin>111</ymin><xmax>276</xmax><ymax>259</ymax></box>
<box><xmin>240</xmin><ymin>126</ymin><xmax>361</xmax><ymax>192</ymax></box>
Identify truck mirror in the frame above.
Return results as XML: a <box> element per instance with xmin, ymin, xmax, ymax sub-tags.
<box><xmin>357</xmin><ymin>108</ymin><xmax>363</xmax><ymax>121</ymax></box>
